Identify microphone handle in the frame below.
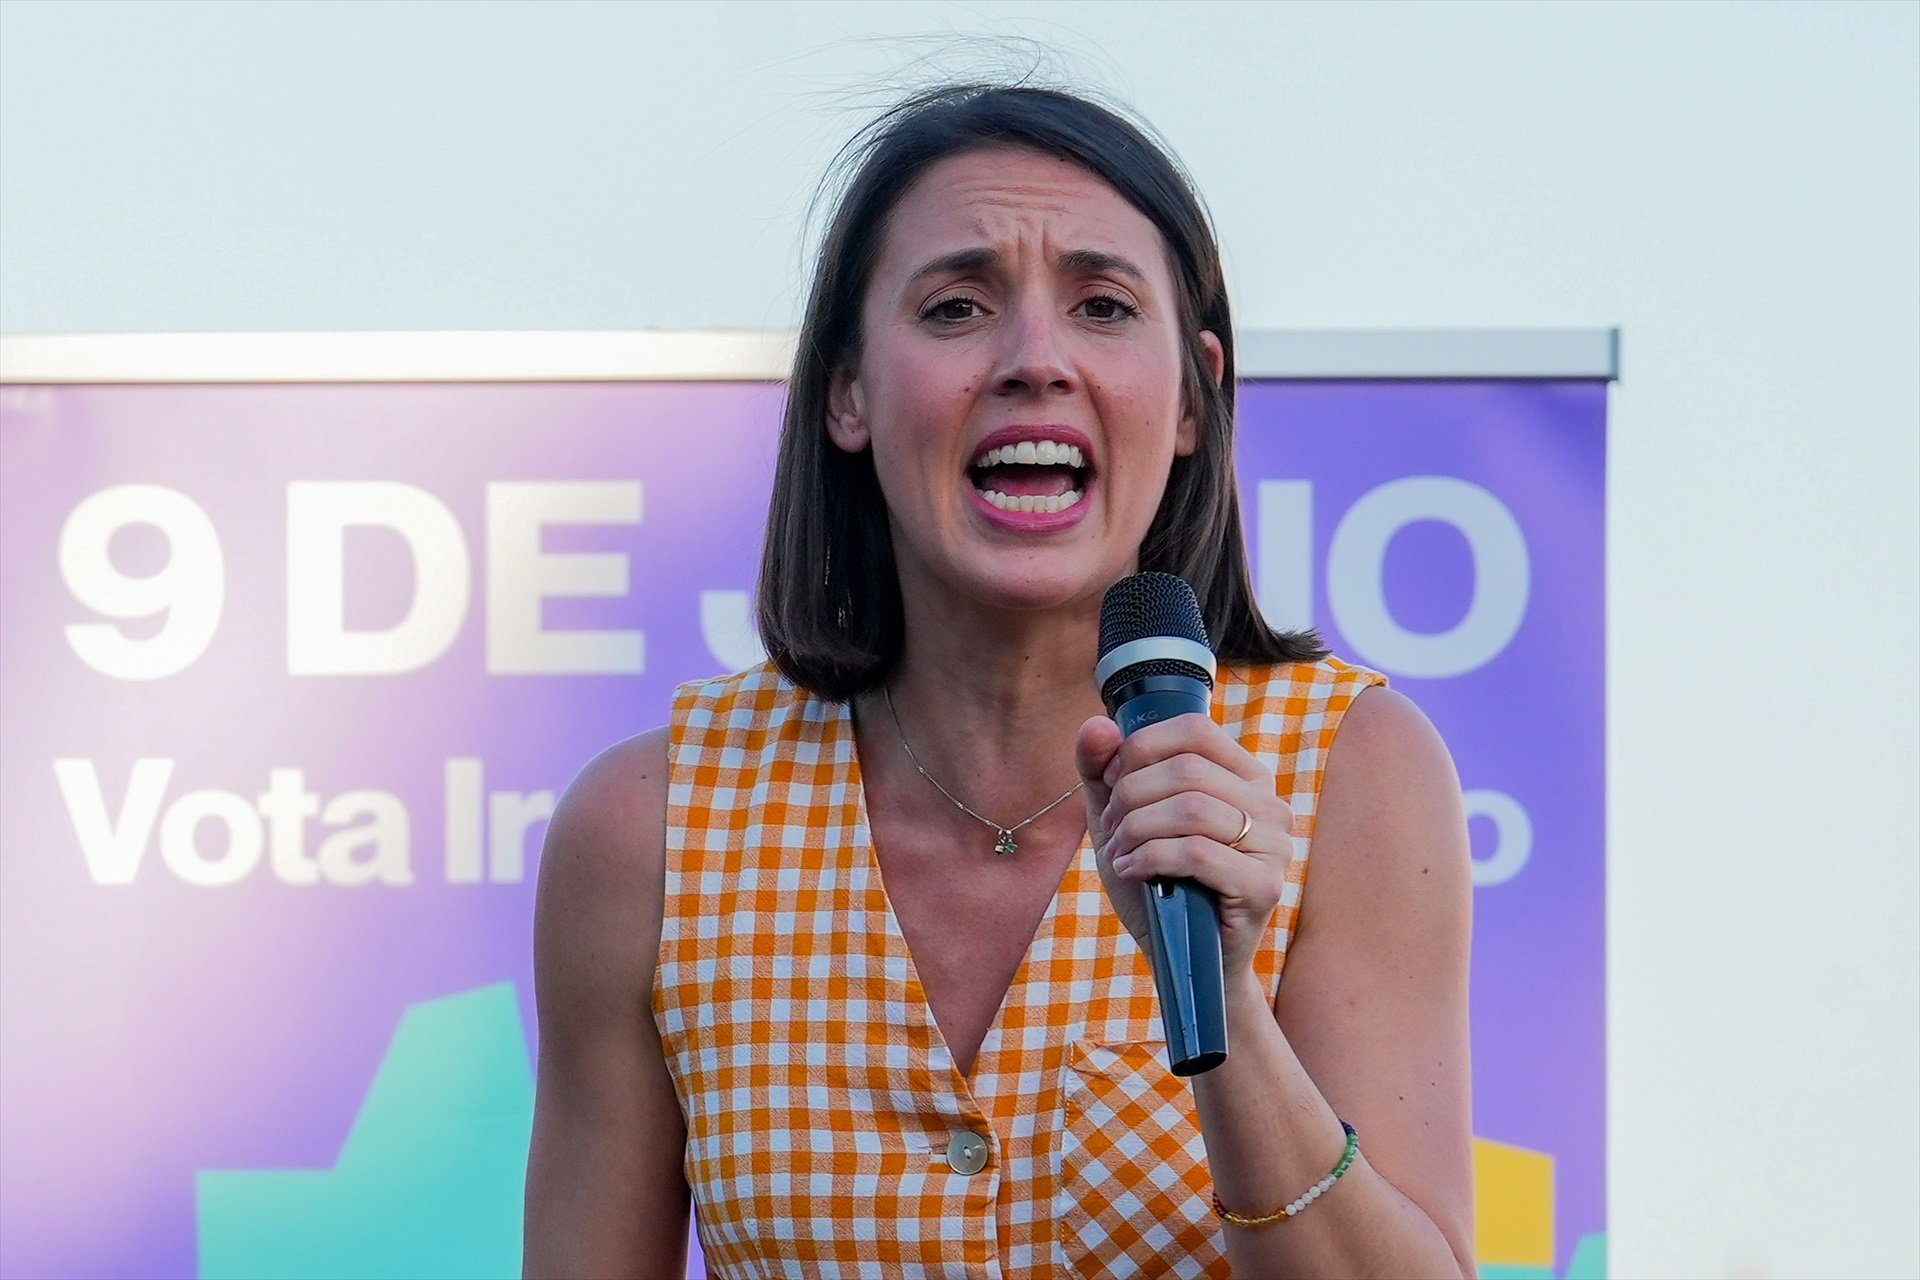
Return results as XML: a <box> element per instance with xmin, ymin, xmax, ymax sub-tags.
<box><xmin>1108</xmin><ymin>674</ymin><xmax>1228</xmax><ymax>1076</ymax></box>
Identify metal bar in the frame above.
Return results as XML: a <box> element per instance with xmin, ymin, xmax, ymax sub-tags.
<box><xmin>0</xmin><ymin>328</ymin><xmax>1619</xmax><ymax>384</ymax></box>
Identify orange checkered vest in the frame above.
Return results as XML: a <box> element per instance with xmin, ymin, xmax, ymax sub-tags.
<box><xmin>655</xmin><ymin>657</ymin><xmax>1386</xmax><ymax>1279</ymax></box>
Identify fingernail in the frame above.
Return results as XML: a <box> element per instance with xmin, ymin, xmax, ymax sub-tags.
<box><xmin>1110</xmin><ymin>852</ymin><xmax>1133</xmax><ymax>874</ymax></box>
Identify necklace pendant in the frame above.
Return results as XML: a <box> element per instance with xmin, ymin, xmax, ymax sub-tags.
<box><xmin>994</xmin><ymin>829</ymin><xmax>1018</xmax><ymax>856</ymax></box>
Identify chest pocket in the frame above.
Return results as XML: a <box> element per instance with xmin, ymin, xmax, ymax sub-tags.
<box><xmin>1055</xmin><ymin>1040</ymin><xmax>1227</xmax><ymax>1279</ymax></box>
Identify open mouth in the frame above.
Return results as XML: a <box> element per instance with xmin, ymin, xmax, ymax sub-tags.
<box><xmin>966</xmin><ymin>437</ymin><xmax>1095</xmax><ymax>515</ymax></box>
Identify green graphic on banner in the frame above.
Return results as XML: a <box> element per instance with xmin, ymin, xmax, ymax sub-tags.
<box><xmin>1482</xmin><ymin>1232</ymin><xmax>1608</xmax><ymax>1279</ymax></box>
<box><xmin>196</xmin><ymin>983</ymin><xmax>531</xmax><ymax>1279</ymax></box>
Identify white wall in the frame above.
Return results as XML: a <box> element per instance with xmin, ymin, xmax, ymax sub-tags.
<box><xmin>3</xmin><ymin>2</ymin><xmax>1915</xmax><ymax>1276</ymax></box>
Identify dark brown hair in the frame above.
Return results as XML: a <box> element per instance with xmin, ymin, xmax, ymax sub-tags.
<box><xmin>758</xmin><ymin>83</ymin><xmax>1325</xmax><ymax>699</ymax></box>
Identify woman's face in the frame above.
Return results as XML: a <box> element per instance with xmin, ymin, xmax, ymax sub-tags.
<box><xmin>829</xmin><ymin>146</ymin><xmax>1222</xmax><ymax>621</ymax></box>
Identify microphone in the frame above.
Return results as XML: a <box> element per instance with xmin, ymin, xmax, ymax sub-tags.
<box><xmin>1095</xmin><ymin>572</ymin><xmax>1228</xmax><ymax>1077</ymax></box>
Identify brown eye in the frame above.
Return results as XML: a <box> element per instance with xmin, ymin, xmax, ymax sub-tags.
<box><xmin>924</xmin><ymin>296</ymin><xmax>983</xmax><ymax>322</ymax></box>
<box><xmin>1081</xmin><ymin>294</ymin><xmax>1141</xmax><ymax>322</ymax></box>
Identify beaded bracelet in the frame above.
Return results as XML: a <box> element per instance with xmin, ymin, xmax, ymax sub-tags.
<box><xmin>1211</xmin><ymin>1121</ymin><xmax>1359</xmax><ymax>1228</ymax></box>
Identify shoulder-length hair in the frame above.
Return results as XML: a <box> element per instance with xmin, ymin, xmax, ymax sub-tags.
<box><xmin>758</xmin><ymin>83</ymin><xmax>1326</xmax><ymax>700</ymax></box>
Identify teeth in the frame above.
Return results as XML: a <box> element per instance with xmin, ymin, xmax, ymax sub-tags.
<box><xmin>978</xmin><ymin>489</ymin><xmax>1085</xmax><ymax>515</ymax></box>
<box><xmin>973</xmin><ymin>439</ymin><xmax>1088</xmax><ymax>470</ymax></box>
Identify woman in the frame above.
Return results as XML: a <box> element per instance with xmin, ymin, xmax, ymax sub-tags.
<box><xmin>525</xmin><ymin>84</ymin><xmax>1474</xmax><ymax>1279</ymax></box>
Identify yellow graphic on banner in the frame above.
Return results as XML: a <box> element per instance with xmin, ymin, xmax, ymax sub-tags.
<box><xmin>1475</xmin><ymin>1136</ymin><xmax>1555</xmax><ymax>1267</ymax></box>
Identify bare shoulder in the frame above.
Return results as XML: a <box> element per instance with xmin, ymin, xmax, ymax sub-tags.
<box><xmin>546</xmin><ymin>726</ymin><xmax>671</xmax><ymax>868</ymax></box>
<box><xmin>1283</xmin><ymin>681</ymin><xmax>1470</xmax><ymax>1005</ymax></box>
<box><xmin>1317</xmin><ymin>685</ymin><xmax>1464</xmax><ymax>865</ymax></box>
<box><xmin>524</xmin><ymin>726</ymin><xmax>688</xmax><ymax>1276</ymax></box>
<box><xmin>535</xmin><ymin>726</ymin><xmax>672</xmax><ymax>998</ymax></box>
<box><xmin>1276</xmin><ymin>684</ymin><xmax>1476</xmax><ymax>1275</ymax></box>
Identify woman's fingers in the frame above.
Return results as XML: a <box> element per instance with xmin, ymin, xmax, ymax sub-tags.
<box><xmin>1102</xmin><ymin>711</ymin><xmax>1266</xmax><ymax>787</ymax></box>
<box><xmin>1104</xmin><ymin>755</ymin><xmax>1291</xmax><ymax>853</ymax></box>
<box><xmin>1089</xmin><ymin>715</ymin><xmax>1300</xmax><ymax>979</ymax></box>
<box><xmin>1092</xmin><ymin>712</ymin><xmax>1294</xmax><ymax>910</ymax></box>
<box><xmin>1105</xmin><ymin>750</ymin><xmax>1266</xmax><ymax>828</ymax></box>
<box><xmin>1104</xmin><ymin>786</ymin><xmax>1268</xmax><ymax>858</ymax></box>
<box><xmin>1107</xmin><ymin>831</ymin><xmax>1284</xmax><ymax>903</ymax></box>
<box><xmin>1074</xmin><ymin>714</ymin><xmax>1124</xmax><ymax>844</ymax></box>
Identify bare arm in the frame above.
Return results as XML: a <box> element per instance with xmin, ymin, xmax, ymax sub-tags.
<box><xmin>1197</xmin><ymin>686</ymin><xmax>1476</xmax><ymax>1277</ymax></box>
<box><xmin>1080</xmin><ymin>686</ymin><xmax>1475</xmax><ymax>1278</ymax></box>
<box><xmin>523</xmin><ymin>727</ymin><xmax>691</xmax><ymax>1279</ymax></box>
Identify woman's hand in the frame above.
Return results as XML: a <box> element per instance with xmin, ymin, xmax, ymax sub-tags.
<box><xmin>1074</xmin><ymin>711</ymin><xmax>1296</xmax><ymax>984</ymax></box>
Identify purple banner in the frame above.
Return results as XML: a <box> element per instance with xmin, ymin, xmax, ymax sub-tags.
<box><xmin>0</xmin><ymin>376</ymin><xmax>1604</xmax><ymax>1279</ymax></box>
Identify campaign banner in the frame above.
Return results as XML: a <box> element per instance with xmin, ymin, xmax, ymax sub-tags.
<box><xmin>0</xmin><ymin>371</ymin><xmax>1605</xmax><ymax>1279</ymax></box>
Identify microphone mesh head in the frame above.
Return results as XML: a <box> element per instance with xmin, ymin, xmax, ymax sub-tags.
<box><xmin>1097</xmin><ymin>573</ymin><xmax>1215</xmax><ymax>706</ymax></box>
<box><xmin>1099</xmin><ymin>572</ymin><xmax>1211</xmax><ymax>655</ymax></box>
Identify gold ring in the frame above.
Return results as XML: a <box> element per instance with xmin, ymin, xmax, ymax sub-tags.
<box><xmin>1227</xmin><ymin>808</ymin><xmax>1253</xmax><ymax>849</ymax></box>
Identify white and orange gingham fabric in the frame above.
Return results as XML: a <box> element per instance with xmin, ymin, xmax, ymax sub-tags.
<box><xmin>654</xmin><ymin>656</ymin><xmax>1386</xmax><ymax>1279</ymax></box>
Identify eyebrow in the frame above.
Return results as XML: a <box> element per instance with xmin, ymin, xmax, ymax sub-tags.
<box><xmin>906</xmin><ymin>247</ymin><xmax>1001</xmax><ymax>285</ymax></box>
<box><xmin>1057</xmin><ymin>248</ymin><xmax>1147</xmax><ymax>283</ymax></box>
<box><xmin>904</xmin><ymin>246</ymin><xmax>1149</xmax><ymax>287</ymax></box>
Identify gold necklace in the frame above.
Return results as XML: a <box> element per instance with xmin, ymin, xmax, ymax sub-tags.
<box><xmin>882</xmin><ymin>684</ymin><xmax>1085</xmax><ymax>855</ymax></box>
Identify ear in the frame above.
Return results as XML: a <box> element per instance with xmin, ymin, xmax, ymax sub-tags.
<box><xmin>826</xmin><ymin>366</ymin><xmax>871</xmax><ymax>453</ymax></box>
<box><xmin>1175</xmin><ymin>330</ymin><xmax>1226</xmax><ymax>456</ymax></box>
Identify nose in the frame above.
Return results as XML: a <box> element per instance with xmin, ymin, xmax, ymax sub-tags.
<box><xmin>992</xmin><ymin>304</ymin><xmax>1076</xmax><ymax>398</ymax></box>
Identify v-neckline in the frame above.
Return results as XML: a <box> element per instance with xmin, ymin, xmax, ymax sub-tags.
<box><xmin>834</xmin><ymin>695</ymin><xmax>1092</xmax><ymax>1092</ymax></box>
